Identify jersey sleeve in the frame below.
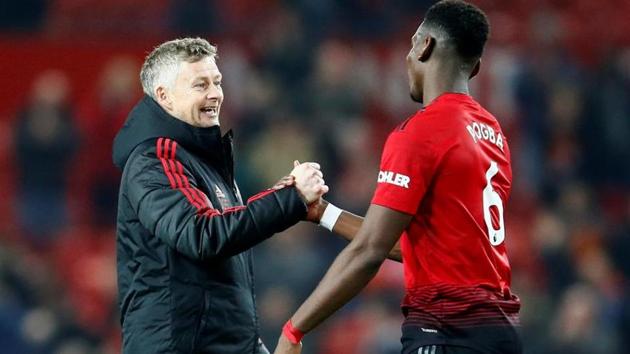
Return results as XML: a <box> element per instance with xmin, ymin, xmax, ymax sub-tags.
<box><xmin>371</xmin><ymin>128</ymin><xmax>439</xmax><ymax>215</ymax></box>
<box><xmin>124</xmin><ymin>139</ymin><xmax>307</xmax><ymax>261</ymax></box>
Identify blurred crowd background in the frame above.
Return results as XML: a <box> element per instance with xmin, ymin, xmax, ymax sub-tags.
<box><xmin>1</xmin><ymin>0</ymin><xmax>629</xmax><ymax>353</ymax></box>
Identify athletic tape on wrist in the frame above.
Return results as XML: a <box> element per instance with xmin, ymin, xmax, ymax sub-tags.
<box><xmin>282</xmin><ymin>319</ymin><xmax>304</xmax><ymax>344</ymax></box>
<box><xmin>319</xmin><ymin>203</ymin><xmax>342</xmax><ymax>231</ymax></box>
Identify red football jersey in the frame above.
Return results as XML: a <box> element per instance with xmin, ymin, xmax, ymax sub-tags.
<box><xmin>372</xmin><ymin>93</ymin><xmax>519</xmax><ymax>327</ymax></box>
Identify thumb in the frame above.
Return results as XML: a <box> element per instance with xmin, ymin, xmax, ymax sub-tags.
<box><xmin>294</xmin><ymin>160</ymin><xmax>301</xmax><ymax>167</ymax></box>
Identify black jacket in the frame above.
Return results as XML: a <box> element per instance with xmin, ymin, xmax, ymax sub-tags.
<box><xmin>113</xmin><ymin>96</ymin><xmax>307</xmax><ymax>353</ymax></box>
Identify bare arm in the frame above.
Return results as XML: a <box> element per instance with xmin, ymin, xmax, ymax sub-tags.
<box><xmin>274</xmin><ymin>204</ymin><xmax>412</xmax><ymax>353</ymax></box>
<box><xmin>312</xmin><ymin>200</ymin><xmax>402</xmax><ymax>262</ymax></box>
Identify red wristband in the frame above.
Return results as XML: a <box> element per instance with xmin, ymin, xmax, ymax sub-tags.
<box><xmin>282</xmin><ymin>319</ymin><xmax>304</xmax><ymax>344</ymax></box>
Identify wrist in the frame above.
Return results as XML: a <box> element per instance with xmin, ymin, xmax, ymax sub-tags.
<box><xmin>315</xmin><ymin>200</ymin><xmax>329</xmax><ymax>222</ymax></box>
<box><xmin>282</xmin><ymin>319</ymin><xmax>304</xmax><ymax>345</ymax></box>
<box><xmin>292</xmin><ymin>185</ymin><xmax>309</xmax><ymax>206</ymax></box>
<box><xmin>319</xmin><ymin>203</ymin><xmax>342</xmax><ymax>231</ymax></box>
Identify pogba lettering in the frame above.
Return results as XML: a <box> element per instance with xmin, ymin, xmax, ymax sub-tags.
<box><xmin>466</xmin><ymin>121</ymin><xmax>504</xmax><ymax>151</ymax></box>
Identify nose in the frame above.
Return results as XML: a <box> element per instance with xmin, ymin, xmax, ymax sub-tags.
<box><xmin>206</xmin><ymin>83</ymin><xmax>222</xmax><ymax>100</ymax></box>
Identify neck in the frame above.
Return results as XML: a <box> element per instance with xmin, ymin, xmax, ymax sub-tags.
<box><xmin>422</xmin><ymin>62</ymin><xmax>470</xmax><ymax>106</ymax></box>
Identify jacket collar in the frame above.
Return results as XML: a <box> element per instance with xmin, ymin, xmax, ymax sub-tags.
<box><xmin>113</xmin><ymin>95</ymin><xmax>234</xmax><ymax>180</ymax></box>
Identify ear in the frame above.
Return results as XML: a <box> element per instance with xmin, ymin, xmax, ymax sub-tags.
<box><xmin>469</xmin><ymin>59</ymin><xmax>481</xmax><ymax>79</ymax></box>
<box><xmin>418</xmin><ymin>36</ymin><xmax>436</xmax><ymax>62</ymax></box>
<box><xmin>155</xmin><ymin>86</ymin><xmax>173</xmax><ymax>111</ymax></box>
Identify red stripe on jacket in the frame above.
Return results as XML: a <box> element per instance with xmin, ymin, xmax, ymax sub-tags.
<box><xmin>247</xmin><ymin>189</ymin><xmax>276</xmax><ymax>203</ymax></box>
<box><xmin>157</xmin><ymin>138</ymin><xmax>177</xmax><ymax>189</ymax></box>
<box><xmin>155</xmin><ymin>138</ymin><xmax>252</xmax><ymax>218</ymax></box>
<box><xmin>168</xmin><ymin>140</ymin><xmax>208</xmax><ymax>209</ymax></box>
<box><xmin>157</xmin><ymin>138</ymin><xmax>203</xmax><ymax>210</ymax></box>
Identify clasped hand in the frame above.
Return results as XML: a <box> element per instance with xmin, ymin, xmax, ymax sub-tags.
<box><xmin>270</xmin><ymin>161</ymin><xmax>328</xmax><ymax>221</ymax></box>
<box><xmin>290</xmin><ymin>160</ymin><xmax>328</xmax><ymax>204</ymax></box>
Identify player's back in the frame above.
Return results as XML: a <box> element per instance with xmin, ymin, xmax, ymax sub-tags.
<box><xmin>372</xmin><ymin>93</ymin><xmax>520</xmax><ymax>352</ymax></box>
<box><xmin>403</xmin><ymin>93</ymin><xmax>513</xmax><ymax>291</ymax></box>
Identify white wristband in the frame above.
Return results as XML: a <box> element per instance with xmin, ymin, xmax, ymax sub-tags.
<box><xmin>319</xmin><ymin>203</ymin><xmax>343</xmax><ymax>231</ymax></box>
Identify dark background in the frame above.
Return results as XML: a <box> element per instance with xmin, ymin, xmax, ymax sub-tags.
<box><xmin>0</xmin><ymin>0</ymin><xmax>629</xmax><ymax>353</ymax></box>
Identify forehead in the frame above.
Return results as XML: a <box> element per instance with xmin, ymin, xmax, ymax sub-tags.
<box><xmin>178</xmin><ymin>57</ymin><xmax>221</xmax><ymax>80</ymax></box>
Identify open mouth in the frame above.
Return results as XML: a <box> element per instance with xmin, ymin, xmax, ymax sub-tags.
<box><xmin>200</xmin><ymin>106</ymin><xmax>218</xmax><ymax>117</ymax></box>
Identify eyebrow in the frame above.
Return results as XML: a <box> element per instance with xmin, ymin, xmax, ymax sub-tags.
<box><xmin>192</xmin><ymin>74</ymin><xmax>222</xmax><ymax>82</ymax></box>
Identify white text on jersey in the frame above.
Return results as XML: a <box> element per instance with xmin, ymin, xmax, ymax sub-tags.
<box><xmin>378</xmin><ymin>171</ymin><xmax>410</xmax><ymax>188</ymax></box>
<box><xmin>466</xmin><ymin>121</ymin><xmax>504</xmax><ymax>151</ymax></box>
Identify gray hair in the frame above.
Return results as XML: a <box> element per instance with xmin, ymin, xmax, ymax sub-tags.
<box><xmin>140</xmin><ymin>37</ymin><xmax>217</xmax><ymax>99</ymax></box>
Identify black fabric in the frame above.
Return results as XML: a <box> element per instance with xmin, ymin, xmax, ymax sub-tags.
<box><xmin>413</xmin><ymin>345</ymin><xmax>483</xmax><ymax>354</ymax></box>
<box><xmin>113</xmin><ymin>95</ymin><xmax>235</xmax><ymax>184</ymax></box>
<box><xmin>113</xmin><ymin>95</ymin><xmax>307</xmax><ymax>353</ymax></box>
<box><xmin>401</xmin><ymin>324</ymin><xmax>522</xmax><ymax>354</ymax></box>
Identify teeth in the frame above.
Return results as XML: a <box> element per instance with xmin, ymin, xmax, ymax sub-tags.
<box><xmin>201</xmin><ymin>108</ymin><xmax>217</xmax><ymax>116</ymax></box>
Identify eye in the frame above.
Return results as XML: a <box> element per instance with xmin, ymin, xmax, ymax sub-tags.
<box><xmin>214</xmin><ymin>81</ymin><xmax>222</xmax><ymax>87</ymax></box>
<box><xmin>193</xmin><ymin>82</ymin><xmax>207</xmax><ymax>89</ymax></box>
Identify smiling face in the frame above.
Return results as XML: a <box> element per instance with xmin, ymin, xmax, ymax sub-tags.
<box><xmin>159</xmin><ymin>56</ymin><xmax>223</xmax><ymax>127</ymax></box>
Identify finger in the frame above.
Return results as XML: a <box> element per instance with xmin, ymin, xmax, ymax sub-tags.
<box><xmin>304</xmin><ymin>168</ymin><xmax>323</xmax><ymax>178</ymax></box>
<box><xmin>307</xmin><ymin>162</ymin><xmax>320</xmax><ymax>170</ymax></box>
<box><xmin>304</xmin><ymin>175</ymin><xmax>320</xmax><ymax>186</ymax></box>
<box><xmin>300</xmin><ymin>162</ymin><xmax>320</xmax><ymax>170</ymax></box>
<box><xmin>302</xmin><ymin>166</ymin><xmax>322</xmax><ymax>177</ymax></box>
<box><xmin>308</xmin><ymin>174</ymin><xmax>324</xmax><ymax>183</ymax></box>
<box><xmin>281</xmin><ymin>175</ymin><xmax>295</xmax><ymax>182</ymax></box>
<box><xmin>292</xmin><ymin>163</ymin><xmax>311</xmax><ymax>176</ymax></box>
<box><xmin>273</xmin><ymin>180</ymin><xmax>292</xmax><ymax>190</ymax></box>
<box><xmin>278</xmin><ymin>179</ymin><xmax>294</xmax><ymax>187</ymax></box>
<box><xmin>277</xmin><ymin>175</ymin><xmax>295</xmax><ymax>186</ymax></box>
<box><xmin>289</xmin><ymin>165</ymin><xmax>302</xmax><ymax>178</ymax></box>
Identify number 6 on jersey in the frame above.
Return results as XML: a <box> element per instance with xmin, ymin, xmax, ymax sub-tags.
<box><xmin>483</xmin><ymin>161</ymin><xmax>505</xmax><ymax>246</ymax></box>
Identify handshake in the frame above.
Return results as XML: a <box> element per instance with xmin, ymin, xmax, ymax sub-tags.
<box><xmin>272</xmin><ymin>160</ymin><xmax>329</xmax><ymax>221</ymax></box>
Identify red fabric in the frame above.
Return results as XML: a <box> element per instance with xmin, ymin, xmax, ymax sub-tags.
<box><xmin>371</xmin><ymin>93</ymin><xmax>518</xmax><ymax>313</ymax></box>
<box><xmin>282</xmin><ymin>319</ymin><xmax>304</xmax><ymax>344</ymax></box>
<box><xmin>404</xmin><ymin>283</ymin><xmax>520</xmax><ymax>327</ymax></box>
<box><xmin>157</xmin><ymin>138</ymin><xmax>206</xmax><ymax>210</ymax></box>
<box><xmin>247</xmin><ymin>189</ymin><xmax>276</xmax><ymax>203</ymax></box>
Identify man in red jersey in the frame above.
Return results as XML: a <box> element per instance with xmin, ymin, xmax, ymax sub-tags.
<box><xmin>273</xmin><ymin>1</ymin><xmax>521</xmax><ymax>354</ymax></box>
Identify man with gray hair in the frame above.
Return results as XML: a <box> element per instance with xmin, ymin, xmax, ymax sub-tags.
<box><xmin>112</xmin><ymin>37</ymin><xmax>327</xmax><ymax>353</ymax></box>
